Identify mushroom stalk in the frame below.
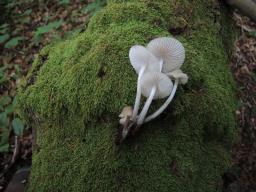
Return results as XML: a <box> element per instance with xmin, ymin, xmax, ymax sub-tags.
<box><xmin>132</xmin><ymin>66</ymin><xmax>146</xmax><ymax>120</ymax></box>
<box><xmin>137</xmin><ymin>86</ymin><xmax>156</xmax><ymax>126</ymax></box>
<box><xmin>159</xmin><ymin>59</ymin><xmax>163</xmax><ymax>72</ymax></box>
<box><xmin>144</xmin><ymin>79</ymin><xmax>179</xmax><ymax>123</ymax></box>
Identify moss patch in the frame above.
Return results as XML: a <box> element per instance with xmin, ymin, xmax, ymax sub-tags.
<box><xmin>18</xmin><ymin>0</ymin><xmax>237</xmax><ymax>191</ymax></box>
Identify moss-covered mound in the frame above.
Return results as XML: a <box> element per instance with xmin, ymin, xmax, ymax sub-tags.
<box><xmin>18</xmin><ymin>0</ymin><xmax>237</xmax><ymax>191</ymax></box>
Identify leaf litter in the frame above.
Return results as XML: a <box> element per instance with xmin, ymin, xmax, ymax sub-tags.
<box><xmin>224</xmin><ymin>11</ymin><xmax>256</xmax><ymax>192</ymax></box>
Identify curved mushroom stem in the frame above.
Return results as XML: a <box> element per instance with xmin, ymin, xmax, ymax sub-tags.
<box><xmin>159</xmin><ymin>59</ymin><xmax>163</xmax><ymax>72</ymax></box>
<box><xmin>137</xmin><ymin>86</ymin><xmax>156</xmax><ymax>126</ymax></box>
<box><xmin>144</xmin><ymin>78</ymin><xmax>179</xmax><ymax>123</ymax></box>
<box><xmin>132</xmin><ymin>66</ymin><xmax>146</xmax><ymax>121</ymax></box>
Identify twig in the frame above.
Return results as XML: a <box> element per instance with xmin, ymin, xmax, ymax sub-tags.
<box><xmin>11</xmin><ymin>136</ymin><xmax>20</xmax><ymax>164</ymax></box>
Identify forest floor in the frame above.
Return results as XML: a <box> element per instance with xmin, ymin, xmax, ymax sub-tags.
<box><xmin>0</xmin><ymin>0</ymin><xmax>105</xmax><ymax>191</ymax></box>
<box><xmin>226</xmin><ymin>13</ymin><xmax>256</xmax><ymax>192</ymax></box>
<box><xmin>0</xmin><ymin>1</ymin><xmax>256</xmax><ymax>192</ymax></box>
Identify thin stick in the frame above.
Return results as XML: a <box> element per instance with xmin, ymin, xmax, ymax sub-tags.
<box><xmin>11</xmin><ymin>136</ymin><xmax>20</xmax><ymax>164</ymax></box>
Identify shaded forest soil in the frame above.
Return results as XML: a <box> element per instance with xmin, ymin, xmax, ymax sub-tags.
<box><xmin>225</xmin><ymin>12</ymin><xmax>256</xmax><ymax>192</ymax></box>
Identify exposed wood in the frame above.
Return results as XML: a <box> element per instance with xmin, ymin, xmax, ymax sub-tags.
<box><xmin>225</xmin><ymin>0</ymin><xmax>256</xmax><ymax>22</ymax></box>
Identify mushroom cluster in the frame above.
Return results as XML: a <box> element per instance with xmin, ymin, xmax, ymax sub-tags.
<box><xmin>118</xmin><ymin>37</ymin><xmax>188</xmax><ymax>142</ymax></box>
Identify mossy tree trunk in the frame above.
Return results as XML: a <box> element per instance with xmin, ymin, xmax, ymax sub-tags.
<box><xmin>18</xmin><ymin>0</ymin><xmax>237</xmax><ymax>191</ymax></box>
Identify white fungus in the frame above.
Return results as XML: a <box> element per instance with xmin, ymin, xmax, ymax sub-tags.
<box><xmin>147</xmin><ymin>37</ymin><xmax>185</xmax><ymax>73</ymax></box>
<box><xmin>120</xmin><ymin>36</ymin><xmax>188</xmax><ymax>131</ymax></box>
<box><xmin>129</xmin><ymin>45</ymin><xmax>162</xmax><ymax>121</ymax></box>
<box><xmin>137</xmin><ymin>71</ymin><xmax>173</xmax><ymax>126</ymax></box>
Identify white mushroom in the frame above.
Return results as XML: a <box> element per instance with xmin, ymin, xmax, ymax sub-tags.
<box><xmin>143</xmin><ymin>37</ymin><xmax>188</xmax><ymax>123</ymax></box>
<box><xmin>124</xmin><ymin>37</ymin><xmax>188</xmax><ymax>128</ymax></box>
<box><xmin>129</xmin><ymin>45</ymin><xmax>162</xmax><ymax>121</ymax></box>
<box><xmin>144</xmin><ymin>70</ymin><xmax>188</xmax><ymax>123</ymax></box>
<box><xmin>119</xmin><ymin>106</ymin><xmax>133</xmax><ymax>125</ymax></box>
<box><xmin>146</xmin><ymin>37</ymin><xmax>185</xmax><ymax>73</ymax></box>
<box><xmin>137</xmin><ymin>71</ymin><xmax>173</xmax><ymax>126</ymax></box>
<box><xmin>167</xmin><ymin>69</ymin><xmax>188</xmax><ymax>84</ymax></box>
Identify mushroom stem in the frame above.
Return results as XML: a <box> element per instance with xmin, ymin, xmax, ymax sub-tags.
<box><xmin>159</xmin><ymin>59</ymin><xmax>163</xmax><ymax>72</ymax></box>
<box><xmin>137</xmin><ymin>86</ymin><xmax>156</xmax><ymax>126</ymax></box>
<box><xmin>132</xmin><ymin>66</ymin><xmax>146</xmax><ymax>121</ymax></box>
<box><xmin>144</xmin><ymin>79</ymin><xmax>179</xmax><ymax>123</ymax></box>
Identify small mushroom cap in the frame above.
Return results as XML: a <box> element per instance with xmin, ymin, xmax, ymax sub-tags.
<box><xmin>140</xmin><ymin>72</ymin><xmax>173</xmax><ymax>99</ymax></box>
<box><xmin>119</xmin><ymin>106</ymin><xmax>133</xmax><ymax>118</ymax></box>
<box><xmin>167</xmin><ymin>69</ymin><xmax>188</xmax><ymax>84</ymax></box>
<box><xmin>146</xmin><ymin>37</ymin><xmax>185</xmax><ymax>73</ymax></box>
<box><xmin>119</xmin><ymin>118</ymin><xmax>126</xmax><ymax>125</ymax></box>
<box><xmin>129</xmin><ymin>45</ymin><xmax>161</xmax><ymax>74</ymax></box>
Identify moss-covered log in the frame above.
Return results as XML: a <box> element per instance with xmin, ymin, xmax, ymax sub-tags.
<box><xmin>18</xmin><ymin>0</ymin><xmax>237</xmax><ymax>191</ymax></box>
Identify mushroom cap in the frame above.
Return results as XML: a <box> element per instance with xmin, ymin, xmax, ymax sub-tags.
<box><xmin>119</xmin><ymin>106</ymin><xmax>133</xmax><ymax>125</ymax></box>
<box><xmin>146</xmin><ymin>37</ymin><xmax>185</xmax><ymax>73</ymax></box>
<box><xmin>129</xmin><ymin>45</ymin><xmax>161</xmax><ymax>74</ymax></box>
<box><xmin>119</xmin><ymin>118</ymin><xmax>126</xmax><ymax>125</ymax></box>
<box><xmin>167</xmin><ymin>69</ymin><xmax>188</xmax><ymax>84</ymax></box>
<box><xmin>119</xmin><ymin>106</ymin><xmax>133</xmax><ymax>118</ymax></box>
<box><xmin>140</xmin><ymin>72</ymin><xmax>173</xmax><ymax>99</ymax></box>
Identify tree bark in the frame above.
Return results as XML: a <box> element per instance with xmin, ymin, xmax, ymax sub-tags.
<box><xmin>18</xmin><ymin>0</ymin><xmax>237</xmax><ymax>191</ymax></box>
<box><xmin>225</xmin><ymin>0</ymin><xmax>256</xmax><ymax>22</ymax></box>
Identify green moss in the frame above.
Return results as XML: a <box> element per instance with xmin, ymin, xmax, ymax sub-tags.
<box><xmin>18</xmin><ymin>0</ymin><xmax>237</xmax><ymax>191</ymax></box>
<box><xmin>87</xmin><ymin>2</ymin><xmax>168</xmax><ymax>34</ymax></box>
